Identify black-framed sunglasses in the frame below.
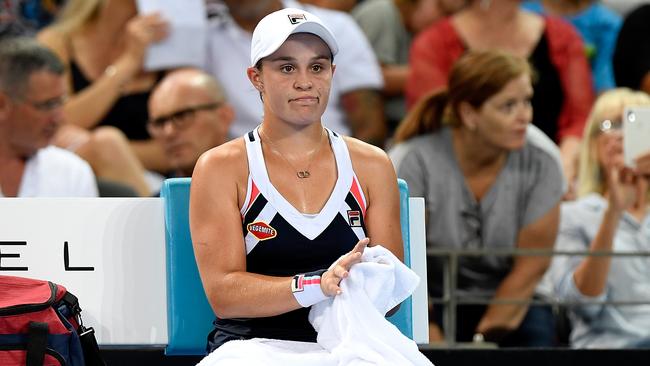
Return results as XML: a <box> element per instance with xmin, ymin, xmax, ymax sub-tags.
<box><xmin>147</xmin><ymin>102</ymin><xmax>222</xmax><ymax>135</ymax></box>
<box><xmin>460</xmin><ymin>202</ymin><xmax>483</xmax><ymax>249</ymax></box>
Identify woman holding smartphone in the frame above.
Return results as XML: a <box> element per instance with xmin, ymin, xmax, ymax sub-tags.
<box><xmin>549</xmin><ymin>88</ymin><xmax>650</xmax><ymax>348</ymax></box>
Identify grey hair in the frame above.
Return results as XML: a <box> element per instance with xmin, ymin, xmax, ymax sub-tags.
<box><xmin>0</xmin><ymin>37</ymin><xmax>65</xmax><ymax>98</ymax></box>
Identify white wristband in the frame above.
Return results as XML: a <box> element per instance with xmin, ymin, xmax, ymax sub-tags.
<box><xmin>291</xmin><ymin>270</ymin><xmax>328</xmax><ymax>307</ymax></box>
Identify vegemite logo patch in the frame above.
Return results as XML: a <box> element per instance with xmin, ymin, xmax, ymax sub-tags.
<box><xmin>287</xmin><ymin>13</ymin><xmax>306</xmax><ymax>25</ymax></box>
<box><xmin>247</xmin><ymin>221</ymin><xmax>277</xmax><ymax>241</ymax></box>
<box><xmin>347</xmin><ymin>210</ymin><xmax>361</xmax><ymax>227</ymax></box>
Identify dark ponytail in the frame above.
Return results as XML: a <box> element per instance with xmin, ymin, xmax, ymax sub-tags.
<box><xmin>393</xmin><ymin>89</ymin><xmax>449</xmax><ymax>143</ymax></box>
<box><xmin>393</xmin><ymin>50</ymin><xmax>532</xmax><ymax>143</ymax></box>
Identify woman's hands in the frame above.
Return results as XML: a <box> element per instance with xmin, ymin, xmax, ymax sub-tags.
<box><xmin>606</xmin><ymin>149</ymin><xmax>650</xmax><ymax>214</ymax></box>
<box><xmin>607</xmin><ymin>166</ymin><xmax>641</xmax><ymax>213</ymax></box>
<box><xmin>635</xmin><ymin>150</ymin><xmax>650</xmax><ymax>178</ymax></box>
<box><xmin>52</xmin><ymin>124</ymin><xmax>91</xmax><ymax>152</ymax></box>
<box><xmin>116</xmin><ymin>13</ymin><xmax>169</xmax><ymax>81</ymax></box>
<box><xmin>320</xmin><ymin>238</ymin><xmax>369</xmax><ymax>297</ymax></box>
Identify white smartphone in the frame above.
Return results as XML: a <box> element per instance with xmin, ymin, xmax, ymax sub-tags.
<box><xmin>623</xmin><ymin>106</ymin><xmax>650</xmax><ymax>168</ymax></box>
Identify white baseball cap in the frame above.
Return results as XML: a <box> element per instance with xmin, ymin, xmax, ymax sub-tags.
<box><xmin>250</xmin><ymin>7</ymin><xmax>339</xmax><ymax>67</ymax></box>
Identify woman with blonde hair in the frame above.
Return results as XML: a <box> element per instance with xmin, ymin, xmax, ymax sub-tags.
<box><xmin>36</xmin><ymin>0</ymin><xmax>169</xmax><ymax>195</ymax></box>
<box><xmin>548</xmin><ymin>88</ymin><xmax>650</xmax><ymax>348</ymax></box>
<box><xmin>390</xmin><ymin>49</ymin><xmax>564</xmax><ymax>346</ymax></box>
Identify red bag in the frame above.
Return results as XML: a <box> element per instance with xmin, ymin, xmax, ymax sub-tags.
<box><xmin>0</xmin><ymin>275</ymin><xmax>104</xmax><ymax>366</ymax></box>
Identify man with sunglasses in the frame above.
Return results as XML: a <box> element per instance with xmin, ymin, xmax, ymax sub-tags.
<box><xmin>0</xmin><ymin>37</ymin><xmax>97</xmax><ymax>197</ymax></box>
<box><xmin>147</xmin><ymin>68</ymin><xmax>234</xmax><ymax>178</ymax></box>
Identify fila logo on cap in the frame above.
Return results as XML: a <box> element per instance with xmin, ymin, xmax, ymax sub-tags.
<box><xmin>287</xmin><ymin>13</ymin><xmax>306</xmax><ymax>25</ymax></box>
<box><xmin>247</xmin><ymin>221</ymin><xmax>278</xmax><ymax>241</ymax></box>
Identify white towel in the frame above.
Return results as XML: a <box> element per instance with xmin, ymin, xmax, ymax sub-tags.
<box><xmin>309</xmin><ymin>245</ymin><xmax>432</xmax><ymax>366</ymax></box>
<box><xmin>196</xmin><ymin>245</ymin><xmax>433</xmax><ymax>366</ymax></box>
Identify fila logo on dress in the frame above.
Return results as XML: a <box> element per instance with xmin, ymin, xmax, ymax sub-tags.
<box><xmin>347</xmin><ymin>210</ymin><xmax>362</xmax><ymax>227</ymax></box>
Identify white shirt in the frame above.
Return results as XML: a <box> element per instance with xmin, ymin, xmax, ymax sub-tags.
<box><xmin>205</xmin><ymin>0</ymin><xmax>383</xmax><ymax>137</ymax></box>
<box><xmin>0</xmin><ymin>146</ymin><xmax>98</xmax><ymax>197</ymax></box>
<box><xmin>549</xmin><ymin>194</ymin><xmax>650</xmax><ymax>348</ymax></box>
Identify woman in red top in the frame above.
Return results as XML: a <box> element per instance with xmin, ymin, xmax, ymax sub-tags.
<box><xmin>406</xmin><ymin>0</ymin><xmax>594</xmax><ymax>195</ymax></box>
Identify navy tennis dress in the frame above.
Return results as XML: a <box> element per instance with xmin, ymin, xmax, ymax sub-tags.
<box><xmin>207</xmin><ymin>127</ymin><xmax>368</xmax><ymax>351</ymax></box>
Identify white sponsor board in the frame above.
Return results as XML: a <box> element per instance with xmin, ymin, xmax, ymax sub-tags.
<box><xmin>0</xmin><ymin>198</ymin><xmax>167</xmax><ymax>346</ymax></box>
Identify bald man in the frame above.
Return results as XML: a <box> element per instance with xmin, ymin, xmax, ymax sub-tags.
<box><xmin>148</xmin><ymin>69</ymin><xmax>234</xmax><ymax>177</ymax></box>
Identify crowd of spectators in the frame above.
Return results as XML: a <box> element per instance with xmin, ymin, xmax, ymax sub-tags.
<box><xmin>2</xmin><ymin>0</ymin><xmax>650</xmax><ymax>349</ymax></box>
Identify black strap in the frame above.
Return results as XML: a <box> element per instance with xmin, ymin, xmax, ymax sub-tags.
<box><xmin>63</xmin><ymin>290</ymin><xmax>106</xmax><ymax>365</ymax></box>
<box><xmin>61</xmin><ymin>291</ymin><xmax>81</xmax><ymax>315</ymax></box>
<box><xmin>79</xmin><ymin>327</ymin><xmax>106</xmax><ymax>366</ymax></box>
<box><xmin>26</xmin><ymin>321</ymin><xmax>49</xmax><ymax>366</ymax></box>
